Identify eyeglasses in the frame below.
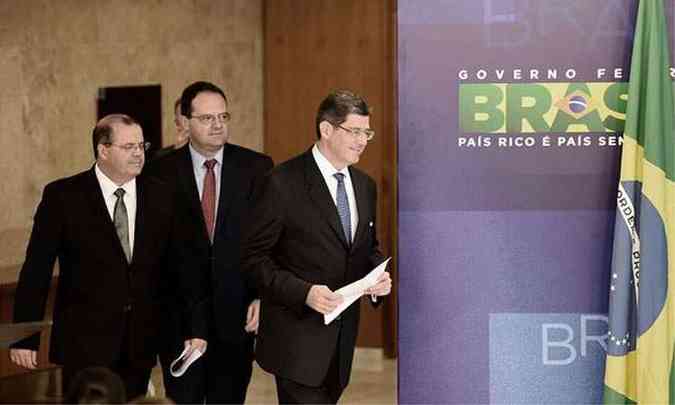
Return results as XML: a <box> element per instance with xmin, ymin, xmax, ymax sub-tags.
<box><xmin>334</xmin><ymin>124</ymin><xmax>375</xmax><ymax>141</ymax></box>
<box><xmin>104</xmin><ymin>142</ymin><xmax>151</xmax><ymax>152</ymax></box>
<box><xmin>190</xmin><ymin>112</ymin><xmax>231</xmax><ymax>126</ymax></box>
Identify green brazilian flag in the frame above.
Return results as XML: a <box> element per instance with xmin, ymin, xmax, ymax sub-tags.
<box><xmin>603</xmin><ymin>0</ymin><xmax>675</xmax><ymax>403</ymax></box>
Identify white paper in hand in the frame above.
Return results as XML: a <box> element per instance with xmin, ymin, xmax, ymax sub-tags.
<box><xmin>170</xmin><ymin>346</ymin><xmax>204</xmax><ymax>377</ymax></box>
<box><xmin>324</xmin><ymin>257</ymin><xmax>391</xmax><ymax>325</ymax></box>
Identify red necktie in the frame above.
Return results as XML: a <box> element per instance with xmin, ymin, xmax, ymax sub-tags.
<box><xmin>202</xmin><ymin>159</ymin><xmax>217</xmax><ymax>241</ymax></box>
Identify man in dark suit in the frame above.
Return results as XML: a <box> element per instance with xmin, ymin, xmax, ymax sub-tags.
<box><xmin>241</xmin><ymin>90</ymin><xmax>392</xmax><ymax>404</ymax></box>
<box><xmin>146</xmin><ymin>81</ymin><xmax>273</xmax><ymax>404</ymax></box>
<box><xmin>9</xmin><ymin>114</ymin><xmax>208</xmax><ymax>400</ymax></box>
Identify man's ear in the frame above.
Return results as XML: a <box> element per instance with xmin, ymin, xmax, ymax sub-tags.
<box><xmin>180</xmin><ymin>115</ymin><xmax>190</xmax><ymax>130</ymax></box>
<box><xmin>97</xmin><ymin>143</ymin><xmax>108</xmax><ymax>160</ymax></box>
<box><xmin>319</xmin><ymin>121</ymin><xmax>333</xmax><ymax>139</ymax></box>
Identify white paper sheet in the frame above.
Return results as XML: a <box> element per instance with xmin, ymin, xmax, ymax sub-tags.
<box><xmin>170</xmin><ymin>346</ymin><xmax>204</xmax><ymax>377</ymax></box>
<box><xmin>324</xmin><ymin>257</ymin><xmax>391</xmax><ymax>325</ymax></box>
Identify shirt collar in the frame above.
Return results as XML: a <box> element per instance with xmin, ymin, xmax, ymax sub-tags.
<box><xmin>312</xmin><ymin>144</ymin><xmax>350</xmax><ymax>181</ymax></box>
<box><xmin>189</xmin><ymin>143</ymin><xmax>224</xmax><ymax>170</ymax></box>
<box><xmin>94</xmin><ymin>163</ymin><xmax>136</xmax><ymax>199</ymax></box>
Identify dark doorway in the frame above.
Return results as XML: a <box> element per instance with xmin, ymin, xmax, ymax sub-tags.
<box><xmin>96</xmin><ymin>85</ymin><xmax>162</xmax><ymax>156</ymax></box>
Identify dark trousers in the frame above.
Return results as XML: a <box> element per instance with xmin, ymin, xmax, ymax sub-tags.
<box><xmin>62</xmin><ymin>317</ymin><xmax>152</xmax><ymax>402</ymax></box>
<box><xmin>160</xmin><ymin>337</ymin><xmax>254</xmax><ymax>404</ymax></box>
<box><xmin>275</xmin><ymin>349</ymin><xmax>343</xmax><ymax>405</ymax></box>
<box><xmin>63</xmin><ymin>363</ymin><xmax>152</xmax><ymax>402</ymax></box>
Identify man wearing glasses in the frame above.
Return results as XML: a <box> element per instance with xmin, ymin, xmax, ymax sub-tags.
<box><xmin>241</xmin><ymin>90</ymin><xmax>392</xmax><ymax>404</ymax></box>
<box><xmin>10</xmin><ymin>114</ymin><xmax>208</xmax><ymax>400</ymax></box>
<box><xmin>147</xmin><ymin>81</ymin><xmax>273</xmax><ymax>404</ymax></box>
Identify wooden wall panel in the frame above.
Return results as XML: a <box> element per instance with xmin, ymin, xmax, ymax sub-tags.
<box><xmin>0</xmin><ymin>1</ymin><xmax>266</xmax><ymax>273</ymax></box>
<box><xmin>264</xmin><ymin>0</ymin><xmax>397</xmax><ymax>355</ymax></box>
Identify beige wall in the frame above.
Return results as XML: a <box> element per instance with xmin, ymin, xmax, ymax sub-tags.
<box><xmin>0</xmin><ymin>0</ymin><xmax>264</xmax><ymax>282</ymax></box>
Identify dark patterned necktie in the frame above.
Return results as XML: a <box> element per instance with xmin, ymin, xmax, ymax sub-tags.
<box><xmin>334</xmin><ymin>173</ymin><xmax>352</xmax><ymax>245</ymax></box>
<box><xmin>113</xmin><ymin>188</ymin><xmax>131</xmax><ymax>263</ymax></box>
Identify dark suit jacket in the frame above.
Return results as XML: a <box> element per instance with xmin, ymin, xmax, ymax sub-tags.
<box><xmin>241</xmin><ymin>149</ymin><xmax>384</xmax><ymax>389</ymax></box>
<box><xmin>145</xmin><ymin>143</ymin><xmax>273</xmax><ymax>345</ymax></box>
<box><xmin>151</xmin><ymin>145</ymin><xmax>177</xmax><ymax>161</ymax></box>
<box><xmin>11</xmin><ymin>168</ymin><xmax>208</xmax><ymax>370</ymax></box>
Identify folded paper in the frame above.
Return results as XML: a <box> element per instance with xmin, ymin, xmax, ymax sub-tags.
<box><xmin>170</xmin><ymin>346</ymin><xmax>204</xmax><ymax>377</ymax></box>
<box><xmin>324</xmin><ymin>257</ymin><xmax>391</xmax><ymax>325</ymax></box>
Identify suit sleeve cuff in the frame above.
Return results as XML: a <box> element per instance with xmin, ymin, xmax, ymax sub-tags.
<box><xmin>10</xmin><ymin>333</ymin><xmax>40</xmax><ymax>351</ymax></box>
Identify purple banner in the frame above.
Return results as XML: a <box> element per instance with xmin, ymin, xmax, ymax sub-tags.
<box><xmin>394</xmin><ymin>1</ymin><xmax>666</xmax><ymax>403</ymax></box>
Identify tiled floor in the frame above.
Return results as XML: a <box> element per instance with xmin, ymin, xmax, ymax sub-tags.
<box><xmin>151</xmin><ymin>348</ymin><xmax>397</xmax><ymax>404</ymax></box>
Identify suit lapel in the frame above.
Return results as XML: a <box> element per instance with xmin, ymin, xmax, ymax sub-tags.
<box><xmin>214</xmin><ymin>145</ymin><xmax>237</xmax><ymax>239</ymax></box>
<box><xmin>350</xmin><ymin>168</ymin><xmax>369</xmax><ymax>251</ymax></box>
<box><xmin>131</xmin><ymin>178</ymin><xmax>146</xmax><ymax>265</ymax></box>
<box><xmin>304</xmin><ymin>151</ymin><xmax>350</xmax><ymax>249</ymax></box>
<box><xmin>83</xmin><ymin>168</ymin><xmax>130</xmax><ymax>267</ymax></box>
<box><xmin>176</xmin><ymin>146</ymin><xmax>211</xmax><ymax>242</ymax></box>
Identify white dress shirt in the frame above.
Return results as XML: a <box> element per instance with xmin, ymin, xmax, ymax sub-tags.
<box><xmin>312</xmin><ymin>144</ymin><xmax>359</xmax><ymax>241</ymax></box>
<box><xmin>189</xmin><ymin>143</ymin><xmax>224</xmax><ymax>210</ymax></box>
<box><xmin>94</xmin><ymin>164</ymin><xmax>137</xmax><ymax>257</ymax></box>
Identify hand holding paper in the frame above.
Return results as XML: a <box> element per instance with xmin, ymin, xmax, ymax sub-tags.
<box><xmin>306</xmin><ymin>285</ymin><xmax>344</xmax><ymax>314</ymax></box>
<box><xmin>170</xmin><ymin>338</ymin><xmax>207</xmax><ymax>377</ymax></box>
<box><xmin>365</xmin><ymin>270</ymin><xmax>393</xmax><ymax>298</ymax></box>
<box><xmin>324</xmin><ymin>258</ymin><xmax>391</xmax><ymax>325</ymax></box>
<box><xmin>170</xmin><ymin>346</ymin><xmax>204</xmax><ymax>377</ymax></box>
